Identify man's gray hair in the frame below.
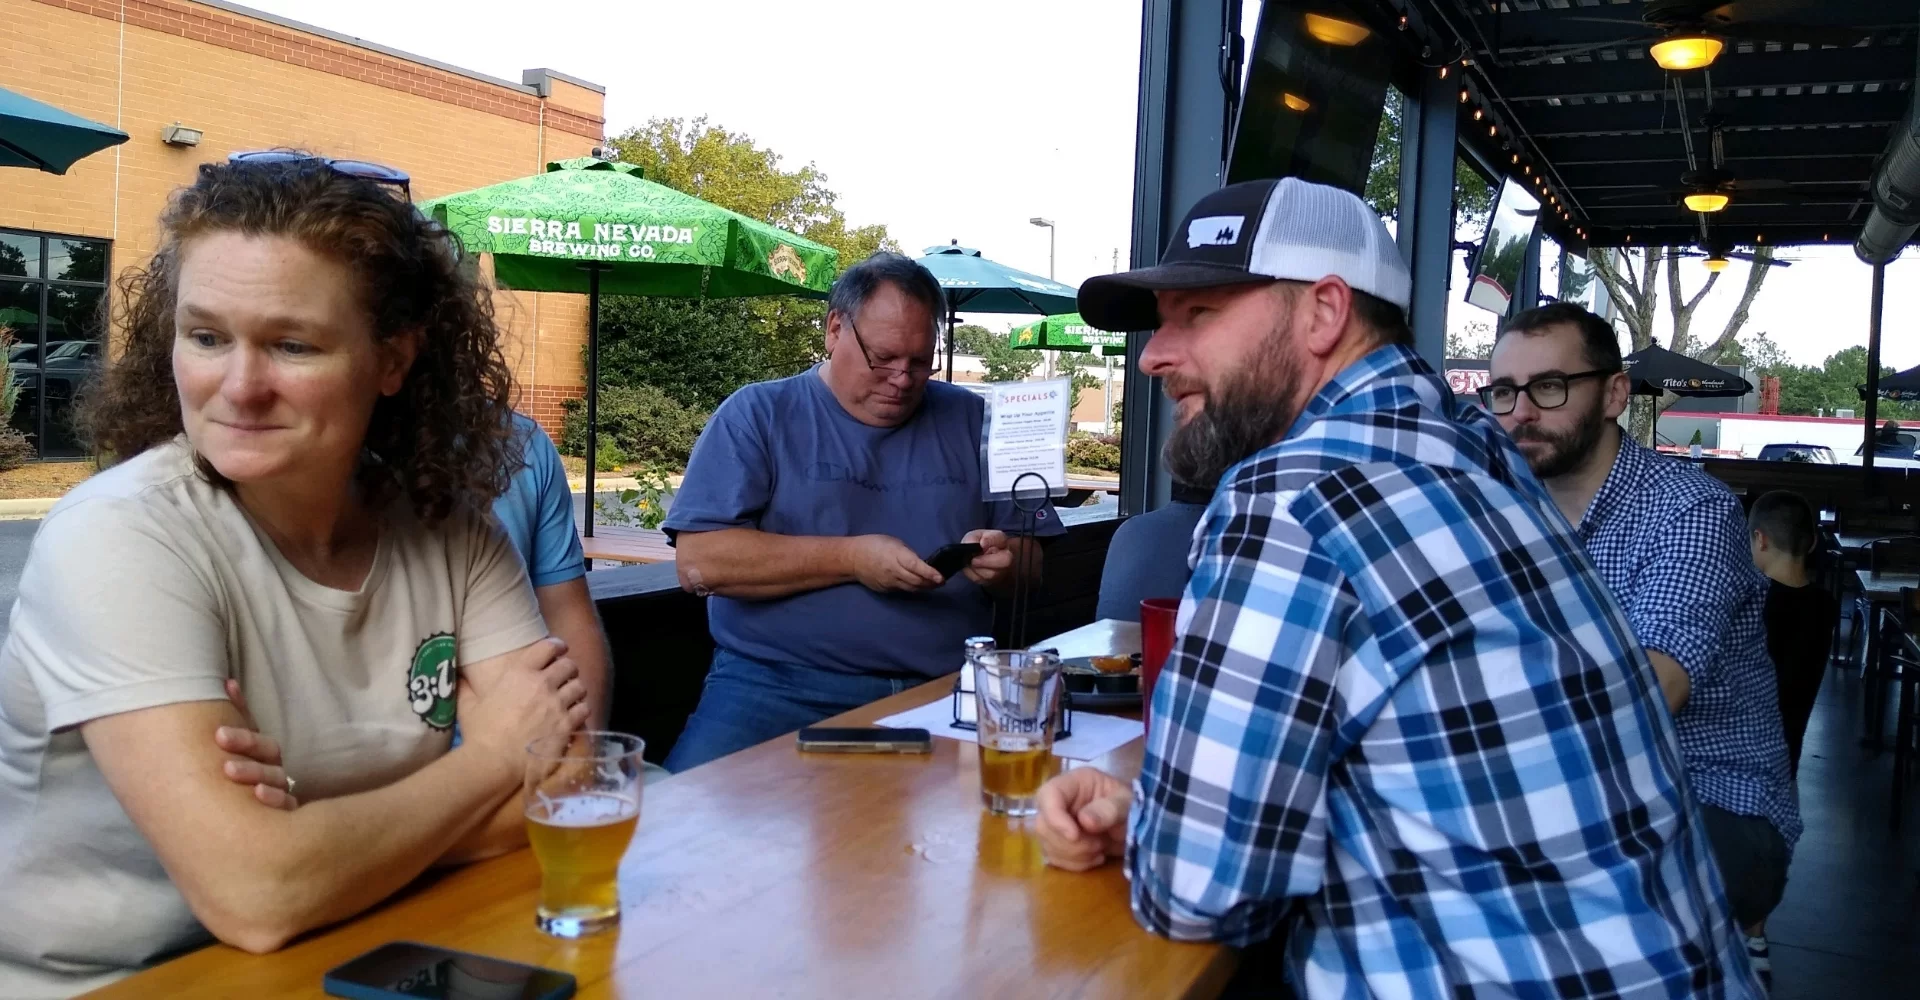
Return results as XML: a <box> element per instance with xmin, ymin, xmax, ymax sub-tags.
<box><xmin>826</xmin><ymin>252</ymin><xmax>947</xmax><ymax>334</ymax></box>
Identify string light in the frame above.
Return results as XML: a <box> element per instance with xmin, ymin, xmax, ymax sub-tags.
<box><xmin>1511</xmin><ymin>153</ymin><xmax>1519</xmax><ymax>164</ymax></box>
<box><xmin>1473</xmin><ymin>107</ymin><xmax>1484</xmax><ymax>120</ymax></box>
<box><xmin>1459</xmin><ymin>88</ymin><xmax>1470</xmax><ymax>104</ymax></box>
<box><xmin>1439</xmin><ymin>65</ymin><xmax>1449</xmax><ymax>79</ymax></box>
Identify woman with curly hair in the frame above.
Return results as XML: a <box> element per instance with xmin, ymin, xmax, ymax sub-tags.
<box><xmin>0</xmin><ymin>154</ymin><xmax>593</xmax><ymax>997</ymax></box>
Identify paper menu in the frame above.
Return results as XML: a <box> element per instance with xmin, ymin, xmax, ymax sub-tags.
<box><xmin>982</xmin><ymin>378</ymin><xmax>1070</xmax><ymax>498</ymax></box>
<box><xmin>871</xmin><ymin>699</ymin><xmax>1144</xmax><ymax>761</ymax></box>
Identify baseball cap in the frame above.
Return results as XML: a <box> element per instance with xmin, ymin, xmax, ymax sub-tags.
<box><xmin>1078</xmin><ymin>177</ymin><xmax>1411</xmax><ymax>332</ymax></box>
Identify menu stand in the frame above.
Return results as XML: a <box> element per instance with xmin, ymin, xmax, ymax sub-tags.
<box><xmin>951</xmin><ymin>471</ymin><xmax>1072</xmax><ymax>739</ymax></box>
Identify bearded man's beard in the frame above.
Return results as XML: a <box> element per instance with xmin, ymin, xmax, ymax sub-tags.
<box><xmin>1162</xmin><ymin>327</ymin><xmax>1304</xmax><ymax>490</ymax></box>
<box><xmin>1508</xmin><ymin>390</ymin><xmax>1608</xmax><ymax>480</ymax></box>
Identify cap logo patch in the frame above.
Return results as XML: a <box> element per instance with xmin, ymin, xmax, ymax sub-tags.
<box><xmin>1186</xmin><ymin>216</ymin><xmax>1245</xmax><ymax>248</ymax></box>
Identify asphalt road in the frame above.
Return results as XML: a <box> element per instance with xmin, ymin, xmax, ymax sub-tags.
<box><xmin>0</xmin><ymin>519</ymin><xmax>38</xmax><ymax>645</ymax></box>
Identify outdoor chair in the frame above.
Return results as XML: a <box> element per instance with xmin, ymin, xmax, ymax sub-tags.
<box><xmin>1879</xmin><ymin>589</ymin><xmax>1920</xmax><ymax>831</ymax></box>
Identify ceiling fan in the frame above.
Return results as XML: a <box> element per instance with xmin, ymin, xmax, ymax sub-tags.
<box><xmin>1671</xmin><ymin>245</ymin><xmax>1795</xmax><ymax>272</ymax></box>
<box><xmin>1509</xmin><ymin>0</ymin><xmax>1869</xmax><ymax>68</ymax></box>
<box><xmin>1586</xmin><ymin>118</ymin><xmax>1817</xmax><ymax>212</ymax></box>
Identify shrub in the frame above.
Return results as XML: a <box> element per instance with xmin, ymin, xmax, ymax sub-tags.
<box><xmin>561</xmin><ymin>385</ymin><xmax>709</xmax><ymax>471</ymax></box>
<box><xmin>594</xmin><ymin>437</ymin><xmax>628</xmax><ymax>473</ymax></box>
<box><xmin>0</xmin><ymin>428</ymin><xmax>33</xmax><ymax>473</ymax></box>
<box><xmin>1065</xmin><ymin>432</ymin><xmax>1121</xmax><ymax>472</ymax></box>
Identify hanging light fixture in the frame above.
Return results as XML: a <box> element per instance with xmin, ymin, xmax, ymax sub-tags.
<box><xmin>1650</xmin><ymin>34</ymin><xmax>1724</xmax><ymax>72</ymax></box>
<box><xmin>1282</xmin><ymin>92</ymin><xmax>1313</xmax><ymax>112</ymax></box>
<box><xmin>1683</xmin><ymin>191</ymin><xmax>1731</xmax><ymax>213</ymax></box>
<box><xmin>1703</xmin><ymin>255</ymin><xmax>1730</xmax><ymax>273</ymax></box>
<box><xmin>1303</xmin><ymin>13</ymin><xmax>1372</xmax><ymax>46</ymax></box>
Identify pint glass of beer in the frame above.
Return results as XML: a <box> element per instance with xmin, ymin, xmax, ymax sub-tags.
<box><xmin>972</xmin><ymin>649</ymin><xmax>1063</xmax><ymax>816</ymax></box>
<box><xmin>523</xmin><ymin>731</ymin><xmax>646</xmax><ymax>937</ymax></box>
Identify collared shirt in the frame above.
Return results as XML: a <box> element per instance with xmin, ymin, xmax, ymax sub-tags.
<box><xmin>1575</xmin><ymin>433</ymin><xmax>1800</xmax><ymax>848</ymax></box>
<box><xmin>1128</xmin><ymin>345</ymin><xmax>1755</xmax><ymax>998</ymax></box>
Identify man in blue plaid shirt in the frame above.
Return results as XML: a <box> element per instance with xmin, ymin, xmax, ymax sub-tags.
<box><xmin>1040</xmin><ymin>178</ymin><xmax>1757</xmax><ymax>998</ymax></box>
<box><xmin>1488</xmin><ymin>303</ymin><xmax>1798</xmax><ymax>988</ymax></box>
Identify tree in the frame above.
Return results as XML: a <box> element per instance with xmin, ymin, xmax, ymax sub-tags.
<box><xmin>1056</xmin><ymin>351</ymin><xmax>1103</xmax><ymax>411</ymax></box>
<box><xmin>979</xmin><ymin>330</ymin><xmax>1039</xmax><ymax>383</ymax></box>
<box><xmin>1447</xmin><ymin>320</ymin><xmax>1494</xmax><ymax>360</ymax></box>
<box><xmin>951</xmin><ymin>323</ymin><xmax>996</xmax><ymax>357</ymax></box>
<box><xmin>1364</xmin><ymin>89</ymin><xmax>1494</xmax><ymax>230</ymax></box>
<box><xmin>581</xmin><ymin>117</ymin><xmax>897</xmax><ymax>419</ymax></box>
<box><xmin>1587</xmin><ymin>246</ymin><xmax>1777</xmax><ymax>444</ymax></box>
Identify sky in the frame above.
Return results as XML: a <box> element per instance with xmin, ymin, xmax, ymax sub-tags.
<box><xmin>237</xmin><ymin>0</ymin><xmax>1920</xmax><ymax>372</ymax></box>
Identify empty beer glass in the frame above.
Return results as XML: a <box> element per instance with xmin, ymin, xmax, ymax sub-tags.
<box><xmin>523</xmin><ymin>732</ymin><xmax>645</xmax><ymax>937</ymax></box>
<box><xmin>972</xmin><ymin>649</ymin><xmax>1063</xmax><ymax>816</ymax></box>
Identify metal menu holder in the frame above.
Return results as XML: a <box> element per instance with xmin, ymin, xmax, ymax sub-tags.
<box><xmin>951</xmin><ymin>470</ymin><xmax>1072</xmax><ymax>740</ymax></box>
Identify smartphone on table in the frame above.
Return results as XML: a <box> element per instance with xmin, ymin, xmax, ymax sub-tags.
<box><xmin>797</xmin><ymin>726</ymin><xmax>933</xmax><ymax>753</ymax></box>
<box><xmin>925</xmin><ymin>542</ymin><xmax>984</xmax><ymax>581</ymax></box>
<box><xmin>324</xmin><ymin>941</ymin><xmax>575</xmax><ymax>1000</ymax></box>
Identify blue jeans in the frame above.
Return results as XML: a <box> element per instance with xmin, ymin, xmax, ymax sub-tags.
<box><xmin>663</xmin><ymin>648</ymin><xmax>917</xmax><ymax>773</ymax></box>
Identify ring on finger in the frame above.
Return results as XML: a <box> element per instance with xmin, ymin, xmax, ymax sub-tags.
<box><xmin>284</xmin><ymin>774</ymin><xmax>297</xmax><ymax>798</ymax></box>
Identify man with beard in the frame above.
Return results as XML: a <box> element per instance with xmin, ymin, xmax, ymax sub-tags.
<box><xmin>1033</xmin><ymin>179</ymin><xmax>1755</xmax><ymax>998</ymax></box>
<box><xmin>1486</xmin><ymin>303</ymin><xmax>1796</xmax><ymax>989</ymax></box>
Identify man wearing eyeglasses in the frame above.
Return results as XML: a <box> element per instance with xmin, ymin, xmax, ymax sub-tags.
<box><xmin>660</xmin><ymin>253</ymin><xmax>1062</xmax><ymax>772</ymax></box>
<box><xmin>1487</xmin><ymin>302</ymin><xmax>1797</xmax><ymax>987</ymax></box>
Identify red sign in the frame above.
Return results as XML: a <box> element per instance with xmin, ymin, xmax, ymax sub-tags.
<box><xmin>1446</xmin><ymin>368</ymin><xmax>1491</xmax><ymax>395</ymax></box>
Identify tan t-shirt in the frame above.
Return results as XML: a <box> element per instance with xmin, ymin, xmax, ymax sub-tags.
<box><xmin>0</xmin><ymin>438</ymin><xmax>547</xmax><ymax>998</ymax></box>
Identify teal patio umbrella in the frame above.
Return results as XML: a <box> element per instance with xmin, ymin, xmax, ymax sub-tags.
<box><xmin>0</xmin><ymin>86</ymin><xmax>128</xmax><ymax>174</ymax></box>
<box><xmin>419</xmin><ymin>157</ymin><xmax>838</xmax><ymax>538</ymax></box>
<box><xmin>1010</xmin><ymin>312</ymin><xmax>1126</xmax><ymax>357</ymax></box>
<box><xmin>915</xmin><ymin>242</ymin><xmax>1079</xmax><ymax>380</ymax></box>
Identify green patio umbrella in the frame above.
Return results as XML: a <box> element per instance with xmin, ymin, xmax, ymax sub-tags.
<box><xmin>418</xmin><ymin>156</ymin><xmax>838</xmax><ymax>539</ymax></box>
<box><xmin>1009</xmin><ymin>312</ymin><xmax>1126</xmax><ymax>357</ymax></box>
<box><xmin>0</xmin><ymin>86</ymin><xmax>128</xmax><ymax>174</ymax></box>
<box><xmin>915</xmin><ymin>242</ymin><xmax>1079</xmax><ymax>381</ymax></box>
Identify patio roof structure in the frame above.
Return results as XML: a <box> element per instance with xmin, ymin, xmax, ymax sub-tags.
<box><xmin>1121</xmin><ymin>0</ymin><xmax>1920</xmax><ymax>514</ymax></box>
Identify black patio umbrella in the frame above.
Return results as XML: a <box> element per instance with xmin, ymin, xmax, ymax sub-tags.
<box><xmin>1860</xmin><ymin>363</ymin><xmax>1920</xmax><ymax>402</ymax></box>
<box><xmin>1622</xmin><ymin>345</ymin><xmax>1753</xmax><ymax>398</ymax></box>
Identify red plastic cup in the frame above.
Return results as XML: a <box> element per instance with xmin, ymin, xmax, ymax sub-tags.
<box><xmin>1139</xmin><ymin>598</ymin><xmax>1180</xmax><ymax>731</ymax></box>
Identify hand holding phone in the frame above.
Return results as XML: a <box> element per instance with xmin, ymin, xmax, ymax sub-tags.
<box><xmin>925</xmin><ymin>542</ymin><xmax>984</xmax><ymax>581</ymax></box>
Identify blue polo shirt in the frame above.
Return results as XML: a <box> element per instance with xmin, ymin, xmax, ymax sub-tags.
<box><xmin>664</xmin><ymin>367</ymin><xmax>1064</xmax><ymax>678</ymax></box>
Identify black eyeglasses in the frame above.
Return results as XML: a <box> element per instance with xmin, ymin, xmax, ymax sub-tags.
<box><xmin>227</xmin><ymin>151</ymin><xmax>412</xmax><ymax>198</ymax></box>
<box><xmin>845</xmin><ymin>316</ymin><xmax>936</xmax><ymax>379</ymax></box>
<box><xmin>1477</xmin><ymin>369</ymin><xmax>1615</xmax><ymax>415</ymax></box>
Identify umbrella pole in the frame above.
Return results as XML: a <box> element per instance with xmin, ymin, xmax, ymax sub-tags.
<box><xmin>945</xmin><ymin>306</ymin><xmax>957</xmax><ymax>382</ymax></box>
<box><xmin>1865</xmin><ymin>261</ymin><xmax>1886</xmax><ymax>488</ymax></box>
<box><xmin>584</xmin><ymin>265</ymin><xmax>602</xmax><ymax>557</ymax></box>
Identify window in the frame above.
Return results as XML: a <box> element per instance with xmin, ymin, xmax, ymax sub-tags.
<box><xmin>0</xmin><ymin>229</ymin><xmax>111</xmax><ymax>459</ymax></box>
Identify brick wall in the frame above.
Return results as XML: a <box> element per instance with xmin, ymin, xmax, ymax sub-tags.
<box><xmin>4</xmin><ymin>0</ymin><xmax>604</xmax><ymax>441</ymax></box>
<box><xmin>520</xmin><ymin>384</ymin><xmax>586</xmax><ymax>443</ymax></box>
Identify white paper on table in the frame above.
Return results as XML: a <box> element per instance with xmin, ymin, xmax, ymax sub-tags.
<box><xmin>872</xmin><ymin>699</ymin><xmax>1144</xmax><ymax>761</ymax></box>
<box><xmin>982</xmin><ymin>378</ymin><xmax>1070</xmax><ymax>499</ymax></box>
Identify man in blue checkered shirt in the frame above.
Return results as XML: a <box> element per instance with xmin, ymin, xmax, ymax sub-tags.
<box><xmin>1038</xmin><ymin>178</ymin><xmax>1757</xmax><ymax>998</ymax></box>
<box><xmin>1488</xmin><ymin>303</ymin><xmax>1798</xmax><ymax>989</ymax></box>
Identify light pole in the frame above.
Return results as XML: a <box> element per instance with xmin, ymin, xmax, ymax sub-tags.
<box><xmin>1030</xmin><ymin>217</ymin><xmax>1056</xmax><ymax>379</ymax></box>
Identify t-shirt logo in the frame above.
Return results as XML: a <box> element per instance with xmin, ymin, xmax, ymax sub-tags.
<box><xmin>407</xmin><ymin>633</ymin><xmax>459</xmax><ymax>730</ymax></box>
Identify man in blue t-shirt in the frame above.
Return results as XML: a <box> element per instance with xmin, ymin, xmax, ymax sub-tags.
<box><xmin>662</xmin><ymin>253</ymin><xmax>1065</xmax><ymax>772</ymax></box>
<box><xmin>493</xmin><ymin>413</ymin><xmax>611</xmax><ymax>728</ymax></box>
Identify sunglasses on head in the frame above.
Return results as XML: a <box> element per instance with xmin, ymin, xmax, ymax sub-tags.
<box><xmin>227</xmin><ymin>151</ymin><xmax>412</xmax><ymax>198</ymax></box>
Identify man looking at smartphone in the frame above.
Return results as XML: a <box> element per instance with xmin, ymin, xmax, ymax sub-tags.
<box><xmin>661</xmin><ymin>253</ymin><xmax>1064</xmax><ymax>772</ymax></box>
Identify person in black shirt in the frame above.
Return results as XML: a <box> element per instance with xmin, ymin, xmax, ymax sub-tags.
<box><xmin>1749</xmin><ymin>490</ymin><xmax>1837</xmax><ymax>777</ymax></box>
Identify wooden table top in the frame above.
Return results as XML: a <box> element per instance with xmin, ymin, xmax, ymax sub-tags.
<box><xmin>1857</xmin><ymin>569</ymin><xmax>1920</xmax><ymax>599</ymax></box>
<box><xmin>89</xmin><ymin>669</ymin><xmax>1233</xmax><ymax>998</ymax></box>
<box><xmin>578</xmin><ymin>524</ymin><xmax>675</xmax><ymax>565</ymax></box>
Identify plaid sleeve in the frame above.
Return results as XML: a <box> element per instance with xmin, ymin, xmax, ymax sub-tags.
<box><xmin>1126</xmin><ymin>486</ymin><xmax>1357</xmax><ymax>945</ymax></box>
<box><xmin>1619</xmin><ymin>491</ymin><xmax>1750</xmax><ymax>688</ymax></box>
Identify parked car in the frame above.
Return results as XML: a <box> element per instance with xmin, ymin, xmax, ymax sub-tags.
<box><xmin>1757</xmin><ymin>443</ymin><xmax>1836</xmax><ymax>463</ymax></box>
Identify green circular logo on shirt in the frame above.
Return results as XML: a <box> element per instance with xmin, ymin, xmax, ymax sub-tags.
<box><xmin>407</xmin><ymin>633</ymin><xmax>458</xmax><ymax>730</ymax></box>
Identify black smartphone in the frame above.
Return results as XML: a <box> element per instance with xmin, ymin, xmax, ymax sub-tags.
<box><xmin>796</xmin><ymin>726</ymin><xmax>934</xmax><ymax>753</ymax></box>
<box><xmin>926</xmin><ymin>541</ymin><xmax>984</xmax><ymax>580</ymax></box>
<box><xmin>323</xmin><ymin>941</ymin><xmax>575</xmax><ymax>1000</ymax></box>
